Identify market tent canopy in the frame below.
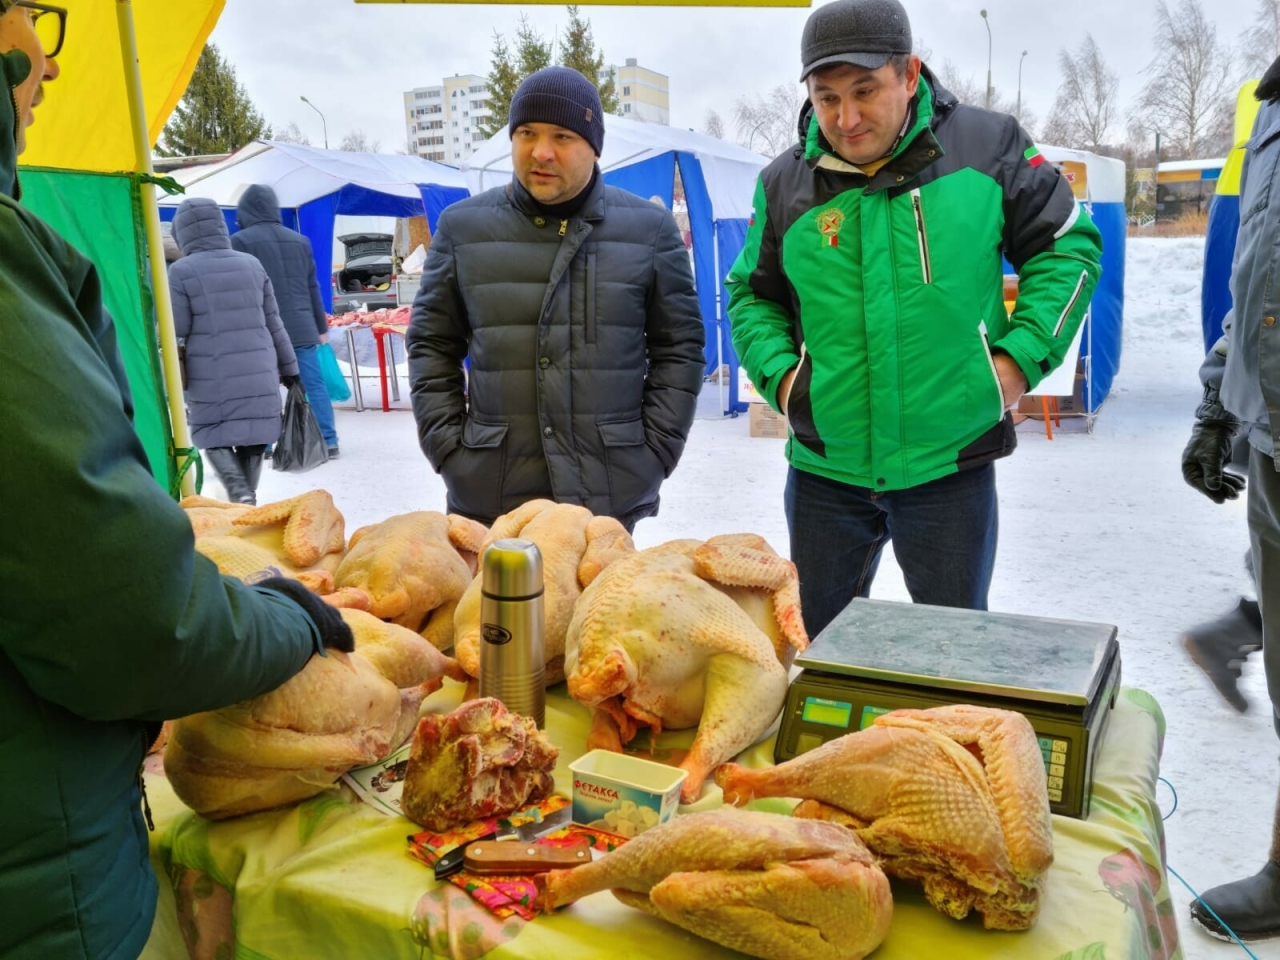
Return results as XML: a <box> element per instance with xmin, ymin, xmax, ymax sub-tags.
<box><xmin>22</xmin><ymin>0</ymin><xmax>223</xmax><ymax>173</ymax></box>
<box><xmin>1202</xmin><ymin>81</ymin><xmax>1262</xmax><ymax>353</ymax></box>
<box><xmin>159</xmin><ymin>140</ymin><xmax>471</xmax><ymax>310</ymax></box>
<box><xmin>464</xmin><ymin>115</ymin><xmax>768</xmax><ymax>412</ymax></box>
<box><xmin>1029</xmin><ymin>144</ymin><xmax>1127</xmax><ymax>417</ymax></box>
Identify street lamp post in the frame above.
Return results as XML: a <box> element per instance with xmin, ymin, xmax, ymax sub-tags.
<box><xmin>1016</xmin><ymin>50</ymin><xmax>1028</xmax><ymax>123</ymax></box>
<box><xmin>980</xmin><ymin>9</ymin><xmax>993</xmax><ymax>111</ymax></box>
<box><xmin>300</xmin><ymin>95</ymin><xmax>328</xmax><ymax>149</ymax></box>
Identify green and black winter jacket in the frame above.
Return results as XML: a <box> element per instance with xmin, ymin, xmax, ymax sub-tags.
<box><xmin>727</xmin><ymin>69</ymin><xmax>1103</xmax><ymax>492</ymax></box>
<box><xmin>0</xmin><ymin>50</ymin><xmax>323</xmax><ymax>960</ymax></box>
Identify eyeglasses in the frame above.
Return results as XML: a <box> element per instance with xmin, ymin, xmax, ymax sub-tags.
<box><xmin>16</xmin><ymin>2</ymin><xmax>66</xmax><ymax>60</ymax></box>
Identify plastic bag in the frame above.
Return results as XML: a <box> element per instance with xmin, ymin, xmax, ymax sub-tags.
<box><xmin>318</xmin><ymin>342</ymin><xmax>352</xmax><ymax>402</ymax></box>
<box><xmin>272</xmin><ymin>382</ymin><xmax>329</xmax><ymax>473</ymax></box>
<box><xmin>401</xmin><ymin>243</ymin><xmax>427</xmax><ymax>275</ymax></box>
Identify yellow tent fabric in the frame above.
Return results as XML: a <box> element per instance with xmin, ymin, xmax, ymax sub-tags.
<box><xmin>20</xmin><ymin>0</ymin><xmax>224</xmax><ymax>172</ymax></box>
<box><xmin>1219</xmin><ymin>80</ymin><xmax>1261</xmax><ymax>197</ymax></box>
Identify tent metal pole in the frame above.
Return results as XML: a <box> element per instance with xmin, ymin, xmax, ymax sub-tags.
<box><xmin>116</xmin><ymin>0</ymin><xmax>197</xmax><ymax>497</ymax></box>
<box><xmin>714</xmin><ymin>221</ymin><xmax>725</xmax><ymax>415</ymax></box>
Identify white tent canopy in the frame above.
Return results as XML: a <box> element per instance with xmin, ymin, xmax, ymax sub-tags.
<box><xmin>462</xmin><ymin>115</ymin><xmax>765</xmax><ymax>221</ymax></box>
<box><xmin>160</xmin><ymin>139</ymin><xmax>468</xmax><ymax>209</ymax></box>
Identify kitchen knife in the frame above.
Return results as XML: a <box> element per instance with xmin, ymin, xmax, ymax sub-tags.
<box><xmin>463</xmin><ymin>840</ymin><xmax>589</xmax><ymax>875</ymax></box>
<box><xmin>433</xmin><ymin>806</ymin><xmax>575</xmax><ymax>881</ymax></box>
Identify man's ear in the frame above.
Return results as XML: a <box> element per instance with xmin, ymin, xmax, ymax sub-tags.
<box><xmin>904</xmin><ymin>55</ymin><xmax>922</xmax><ymax>97</ymax></box>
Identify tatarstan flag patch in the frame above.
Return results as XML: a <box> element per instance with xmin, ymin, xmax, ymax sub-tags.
<box><xmin>1024</xmin><ymin>145</ymin><xmax>1046</xmax><ymax>168</ymax></box>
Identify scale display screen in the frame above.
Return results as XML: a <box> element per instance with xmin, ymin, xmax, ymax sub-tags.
<box><xmin>801</xmin><ymin>697</ymin><xmax>852</xmax><ymax>728</ymax></box>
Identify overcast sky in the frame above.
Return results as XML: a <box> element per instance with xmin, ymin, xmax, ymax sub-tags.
<box><xmin>210</xmin><ymin>0</ymin><xmax>1257</xmax><ymax>154</ymax></box>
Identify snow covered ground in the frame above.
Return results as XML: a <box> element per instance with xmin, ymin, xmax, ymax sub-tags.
<box><xmin>240</xmin><ymin>236</ymin><xmax>1274</xmax><ymax>959</ymax></box>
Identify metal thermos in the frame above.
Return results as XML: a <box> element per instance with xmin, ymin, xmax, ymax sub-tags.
<box><xmin>479</xmin><ymin>538</ymin><xmax>546</xmax><ymax>728</ymax></box>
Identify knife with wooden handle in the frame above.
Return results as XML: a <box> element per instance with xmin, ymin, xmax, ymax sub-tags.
<box><xmin>463</xmin><ymin>842</ymin><xmax>591</xmax><ymax>875</ymax></box>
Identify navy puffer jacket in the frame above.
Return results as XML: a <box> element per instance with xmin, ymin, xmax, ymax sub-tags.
<box><xmin>230</xmin><ymin>184</ymin><xmax>329</xmax><ymax>347</ymax></box>
<box><xmin>169</xmin><ymin>198</ymin><xmax>298</xmax><ymax>448</ymax></box>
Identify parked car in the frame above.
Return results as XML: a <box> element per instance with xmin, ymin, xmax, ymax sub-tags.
<box><xmin>332</xmin><ymin>232</ymin><xmax>397</xmax><ymax>312</ymax></box>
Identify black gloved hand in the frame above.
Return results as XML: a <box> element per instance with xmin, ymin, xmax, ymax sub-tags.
<box><xmin>281</xmin><ymin>374</ymin><xmax>303</xmax><ymax>390</ymax></box>
<box><xmin>256</xmin><ymin>576</ymin><xmax>355</xmax><ymax>654</ymax></box>
<box><xmin>1183</xmin><ymin>418</ymin><xmax>1246</xmax><ymax>504</ymax></box>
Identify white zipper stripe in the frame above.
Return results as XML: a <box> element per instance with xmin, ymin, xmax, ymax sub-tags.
<box><xmin>910</xmin><ymin>188</ymin><xmax>931</xmax><ymax>285</ymax></box>
<box><xmin>1053</xmin><ymin>270</ymin><xmax>1089</xmax><ymax>337</ymax></box>
<box><xmin>979</xmin><ymin>320</ymin><xmax>1005</xmax><ymax>417</ymax></box>
<box><xmin>1053</xmin><ymin>202</ymin><xmax>1081</xmax><ymax>240</ymax></box>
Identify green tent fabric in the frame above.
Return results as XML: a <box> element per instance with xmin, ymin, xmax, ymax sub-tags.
<box><xmin>18</xmin><ymin>168</ymin><xmax>176</xmax><ymax>491</ymax></box>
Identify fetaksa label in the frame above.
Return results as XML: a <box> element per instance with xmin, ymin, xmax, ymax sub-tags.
<box><xmin>574</xmin><ymin>778</ymin><xmax>620</xmax><ymax>802</ymax></box>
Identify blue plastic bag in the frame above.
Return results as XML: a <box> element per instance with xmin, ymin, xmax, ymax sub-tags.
<box><xmin>318</xmin><ymin>342</ymin><xmax>352</xmax><ymax>402</ymax></box>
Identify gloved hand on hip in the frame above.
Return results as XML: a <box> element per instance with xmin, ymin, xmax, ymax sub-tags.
<box><xmin>255</xmin><ymin>576</ymin><xmax>355</xmax><ymax>654</ymax></box>
<box><xmin>1183</xmin><ymin>418</ymin><xmax>1245</xmax><ymax>504</ymax></box>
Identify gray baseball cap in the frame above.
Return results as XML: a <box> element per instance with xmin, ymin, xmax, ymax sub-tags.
<box><xmin>800</xmin><ymin>0</ymin><xmax>914</xmax><ymax>81</ymax></box>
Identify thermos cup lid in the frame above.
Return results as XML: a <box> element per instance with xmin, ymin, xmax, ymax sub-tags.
<box><xmin>482</xmin><ymin>538</ymin><xmax>544</xmax><ymax>598</ymax></box>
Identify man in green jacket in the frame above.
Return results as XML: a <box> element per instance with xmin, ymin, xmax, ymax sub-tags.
<box><xmin>727</xmin><ymin>0</ymin><xmax>1102</xmax><ymax>636</ymax></box>
<box><xmin>0</xmin><ymin>6</ymin><xmax>354</xmax><ymax>958</ymax></box>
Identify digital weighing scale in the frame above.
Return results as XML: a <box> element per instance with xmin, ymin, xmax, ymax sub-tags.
<box><xmin>776</xmin><ymin>598</ymin><xmax>1121</xmax><ymax>819</ymax></box>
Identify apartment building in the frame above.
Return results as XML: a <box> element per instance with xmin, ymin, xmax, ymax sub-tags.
<box><xmin>403</xmin><ymin>74</ymin><xmax>493</xmax><ymax>165</ymax></box>
<box><xmin>607</xmin><ymin>59</ymin><xmax>669</xmax><ymax>125</ymax></box>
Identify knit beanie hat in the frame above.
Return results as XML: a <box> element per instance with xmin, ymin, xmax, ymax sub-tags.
<box><xmin>509</xmin><ymin>66</ymin><xmax>605</xmax><ymax>156</ymax></box>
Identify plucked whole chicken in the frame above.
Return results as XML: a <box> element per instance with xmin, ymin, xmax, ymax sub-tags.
<box><xmin>334</xmin><ymin>511</ymin><xmax>488</xmax><ymax>650</ymax></box>
<box><xmin>401</xmin><ymin>698</ymin><xmax>559</xmax><ymax>832</ymax></box>
<box><xmin>185</xmin><ymin>491</ymin><xmax>347</xmax><ymax>580</ymax></box>
<box><xmin>164</xmin><ymin>610</ymin><xmax>466</xmax><ymax>819</ymax></box>
<box><xmin>453</xmin><ymin>500</ymin><xmax>635</xmax><ymax>684</ymax></box>
<box><xmin>716</xmin><ymin>704</ymin><xmax>1055</xmax><ymax>930</ymax></box>
<box><xmin>538</xmin><ymin>808</ymin><xmax>892</xmax><ymax>960</ymax></box>
<box><xmin>564</xmin><ymin>534</ymin><xmax>808</xmax><ymax>802</ymax></box>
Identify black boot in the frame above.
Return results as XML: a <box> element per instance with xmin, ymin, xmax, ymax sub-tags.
<box><xmin>204</xmin><ymin>447</ymin><xmax>253</xmax><ymax>504</ymax></box>
<box><xmin>237</xmin><ymin>445</ymin><xmax>266</xmax><ymax>506</ymax></box>
<box><xmin>1191</xmin><ymin>794</ymin><xmax>1280</xmax><ymax>941</ymax></box>
<box><xmin>1182</xmin><ymin>597</ymin><xmax>1263</xmax><ymax>712</ymax></box>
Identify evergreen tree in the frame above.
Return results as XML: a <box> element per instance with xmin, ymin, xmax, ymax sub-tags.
<box><xmin>159</xmin><ymin>44</ymin><xmax>269</xmax><ymax>157</ymax></box>
<box><xmin>560</xmin><ymin>6</ymin><xmax>619</xmax><ymax>115</ymax></box>
<box><xmin>482</xmin><ymin>8</ymin><xmax>620</xmax><ymax>137</ymax></box>
<box><xmin>482</xmin><ymin>31</ymin><xmax>522</xmax><ymax>137</ymax></box>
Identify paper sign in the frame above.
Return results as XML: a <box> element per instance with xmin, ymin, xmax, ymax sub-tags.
<box><xmin>342</xmin><ymin>740</ymin><xmax>413</xmax><ymax>817</ymax></box>
<box><xmin>1054</xmin><ymin>160</ymin><xmax>1089</xmax><ymax>201</ymax></box>
<box><xmin>358</xmin><ymin>0</ymin><xmax>809</xmax><ymax>5</ymax></box>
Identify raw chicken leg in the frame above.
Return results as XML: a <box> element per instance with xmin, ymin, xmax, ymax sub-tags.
<box><xmin>538</xmin><ymin>808</ymin><xmax>892</xmax><ymax>960</ymax></box>
<box><xmin>715</xmin><ymin>704</ymin><xmax>1054</xmax><ymax>930</ymax></box>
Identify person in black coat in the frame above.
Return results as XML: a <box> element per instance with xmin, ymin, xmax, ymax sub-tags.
<box><xmin>232</xmin><ymin>184</ymin><xmax>340</xmax><ymax>457</ymax></box>
<box><xmin>406</xmin><ymin>67</ymin><xmax>705</xmax><ymax>532</ymax></box>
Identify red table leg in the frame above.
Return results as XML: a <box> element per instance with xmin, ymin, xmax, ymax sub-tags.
<box><xmin>374</xmin><ymin>327</ymin><xmax>391</xmax><ymax>413</ymax></box>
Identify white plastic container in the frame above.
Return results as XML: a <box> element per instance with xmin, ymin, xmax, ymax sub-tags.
<box><xmin>568</xmin><ymin>750</ymin><xmax>687</xmax><ymax>838</ymax></box>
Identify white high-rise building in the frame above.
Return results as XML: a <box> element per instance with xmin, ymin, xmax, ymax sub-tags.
<box><xmin>605</xmin><ymin>59</ymin><xmax>669</xmax><ymax>125</ymax></box>
<box><xmin>403</xmin><ymin>74</ymin><xmax>493</xmax><ymax>165</ymax></box>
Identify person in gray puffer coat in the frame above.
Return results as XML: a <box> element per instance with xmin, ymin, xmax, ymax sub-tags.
<box><xmin>231</xmin><ymin>184</ymin><xmax>339</xmax><ymax>456</ymax></box>
<box><xmin>407</xmin><ymin>67</ymin><xmax>705</xmax><ymax>531</ymax></box>
<box><xmin>170</xmin><ymin>197</ymin><xmax>300</xmax><ymax>505</ymax></box>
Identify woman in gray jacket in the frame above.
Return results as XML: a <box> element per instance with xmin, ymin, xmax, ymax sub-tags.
<box><xmin>170</xmin><ymin>197</ymin><xmax>300</xmax><ymax>505</ymax></box>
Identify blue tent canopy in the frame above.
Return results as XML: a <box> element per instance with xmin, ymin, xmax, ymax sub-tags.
<box><xmin>158</xmin><ymin>140</ymin><xmax>470</xmax><ymax>312</ymax></box>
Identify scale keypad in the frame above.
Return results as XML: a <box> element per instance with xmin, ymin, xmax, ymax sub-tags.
<box><xmin>1037</xmin><ymin>737</ymin><xmax>1068</xmax><ymax>803</ymax></box>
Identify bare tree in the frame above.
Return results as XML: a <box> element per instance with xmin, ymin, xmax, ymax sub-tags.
<box><xmin>734</xmin><ymin>85</ymin><xmax>805</xmax><ymax>157</ymax></box>
<box><xmin>339</xmin><ymin>130</ymin><xmax>381</xmax><ymax>153</ymax></box>
<box><xmin>273</xmin><ymin>121</ymin><xmax>311</xmax><ymax>146</ymax></box>
<box><xmin>1041</xmin><ymin>35</ymin><xmax>1119</xmax><ymax>150</ymax></box>
<box><xmin>1133</xmin><ymin>0</ymin><xmax>1233</xmax><ymax>158</ymax></box>
<box><xmin>703</xmin><ymin>109</ymin><xmax>726</xmax><ymax>140</ymax></box>
<box><xmin>934</xmin><ymin>61</ymin><xmax>1037</xmax><ymax>134</ymax></box>
<box><xmin>1242</xmin><ymin>0</ymin><xmax>1280</xmax><ymax>81</ymax></box>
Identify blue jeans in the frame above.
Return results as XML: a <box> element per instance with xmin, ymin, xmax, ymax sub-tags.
<box><xmin>295</xmin><ymin>345</ymin><xmax>337</xmax><ymax>447</ymax></box>
<box><xmin>785</xmin><ymin>464</ymin><xmax>998</xmax><ymax>638</ymax></box>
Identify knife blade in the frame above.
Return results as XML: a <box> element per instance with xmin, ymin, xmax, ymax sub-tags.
<box><xmin>433</xmin><ymin>806</ymin><xmax>575</xmax><ymax>881</ymax></box>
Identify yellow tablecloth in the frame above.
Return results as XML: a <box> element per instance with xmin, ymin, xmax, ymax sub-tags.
<box><xmin>140</xmin><ymin>685</ymin><xmax>1179</xmax><ymax>960</ymax></box>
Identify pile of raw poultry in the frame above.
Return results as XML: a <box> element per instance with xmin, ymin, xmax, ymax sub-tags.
<box><xmin>165</xmin><ymin>490</ymin><xmax>1056</xmax><ymax>960</ymax></box>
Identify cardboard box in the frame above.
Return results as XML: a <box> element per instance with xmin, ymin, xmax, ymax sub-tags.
<box><xmin>749</xmin><ymin>402</ymin><xmax>789</xmax><ymax>438</ymax></box>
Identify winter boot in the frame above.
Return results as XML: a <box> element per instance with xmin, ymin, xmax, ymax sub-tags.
<box><xmin>237</xmin><ymin>445</ymin><xmax>266</xmax><ymax>506</ymax></box>
<box><xmin>204</xmin><ymin>447</ymin><xmax>253</xmax><ymax>505</ymax></box>
<box><xmin>1182</xmin><ymin>597</ymin><xmax>1263</xmax><ymax>712</ymax></box>
<box><xmin>1191</xmin><ymin>787</ymin><xmax>1280</xmax><ymax>941</ymax></box>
